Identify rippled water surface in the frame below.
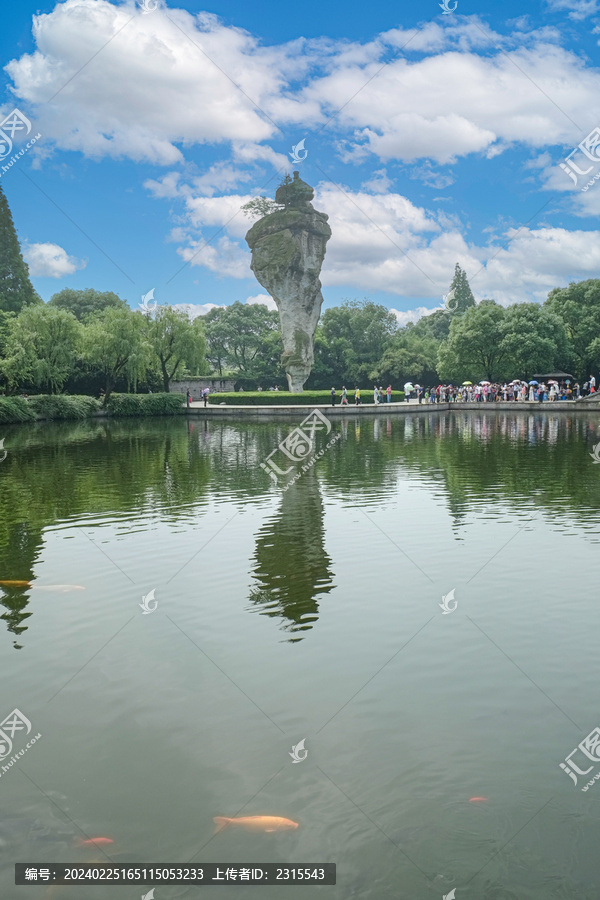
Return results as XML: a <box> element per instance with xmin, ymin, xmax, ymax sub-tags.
<box><xmin>2</xmin><ymin>410</ymin><xmax>600</xmax><ymax>899</ymax></box>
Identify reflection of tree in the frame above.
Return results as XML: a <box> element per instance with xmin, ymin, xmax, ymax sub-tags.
<box><xmin>248</xmin><ymin>469</ymin><xmax>335</xmax><ymax>642</ymax></box>
<box><xmin>320</xmin><ymin>411</ymin><xmax>600</xmax><ymax>531</ymax></box>
<box><xmin>0</xmin><ymin>419</ymin><xmax>214</xmax><ymax>649</ymax></box>
<box><xmin>3</xmin><ymin>410</ymin><xmax>600</xmax><ymax>649</ymax></box>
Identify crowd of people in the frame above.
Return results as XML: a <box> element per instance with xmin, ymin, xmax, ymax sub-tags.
<box><xmin>327</xmin><ymin>377</ymin><xmax>598</xmax><ymax>405</ymax></box>
<box><xmin>416</xmin><ymin>379</ymin><xmax>584</xmax><ymax>403</ymax></box>
<box><xmin>330</xmin><ymin>385</ymin><xmax>394</xmax><ymax>405</ymax></box>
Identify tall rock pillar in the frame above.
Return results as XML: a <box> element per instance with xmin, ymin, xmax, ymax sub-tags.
<box><xmin>245</xmin><ymin>172</ymin><xmax>331</xmax><ymax>392</ymax></box>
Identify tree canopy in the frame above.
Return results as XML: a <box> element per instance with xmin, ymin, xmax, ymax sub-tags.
<box><xmin>0</xmin><ymin>183</ymin><xmax>40</xmax><ymax>313</ymax></box>
<box><xmin>48</xmin><ymin>288</ymin><xmax>128</xmax><ymax>321</ymax></box>
<box><xmin>145</xmin><ymin>306</ymin><xmax>208</xmax><ymax>391</ymax></box>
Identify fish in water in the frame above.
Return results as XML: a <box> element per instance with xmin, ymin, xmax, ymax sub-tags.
<box><xmin>76</xmin><ymin>836</ymin><xmax>114</xmax><ymax>846</ymax></box>
<box><xmin>0</xmin><ymin>581</ymin><xmax>84</xmax><ymax>592</ymax></box>
<box><xmin>469</xmin><ymin>797</ymin><xmax>489</xmax><ymax>803</ymax></box>
<box><xmin>213</xmin><ymin>816</ymin><xmax>298</xmax><ymax>834</ymax></box>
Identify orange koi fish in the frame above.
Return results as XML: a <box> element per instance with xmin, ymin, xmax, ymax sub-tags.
<box><xmin>469</xmin><ymin>797</ymin><xmax>489</xmax><ymax>803</ymax></box>
<box><xmin>76</xmin><ymin>836</ymin><xmax>114</xmax><ymax>846</ymax></box>
<box><xmin>213</xmin><ymin>816</ymin><xmax>298</xmax><ymax>834</ymax></box>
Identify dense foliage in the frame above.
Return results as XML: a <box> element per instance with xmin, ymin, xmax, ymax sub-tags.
<box><xmin>0</xmin><ymin>183</ymin><xmax>40</xmax><ymax>313</ymax></box>
<box><xmin>209</xmin><ymin>390</ymin><xmax>406</xmax><ymax>405</ymax></box>
<box><xmin>106</xmin><ymin>392</ymin><xmax>186</xmax><ymax>416</ymax></box>
<box><xmin>27</xmin><ymin>394</ymin><xmax>101</xmax><ymax>420</ymax></box>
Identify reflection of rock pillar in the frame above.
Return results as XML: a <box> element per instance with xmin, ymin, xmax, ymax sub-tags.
<box><xmin>248</xmin><ymin>469</ymin><xmax>335</xmax><ymax>641</ymax></box>
<box><xmin>245</xmin><ymin>173</ymin><xmax>331</xmax><ymax>392</ymax></box>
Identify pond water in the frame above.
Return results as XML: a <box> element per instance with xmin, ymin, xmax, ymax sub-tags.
<box><xmin>1</xmin><ymin>410</ymin><xmax>600</xmax><ymax>899</ymax></box>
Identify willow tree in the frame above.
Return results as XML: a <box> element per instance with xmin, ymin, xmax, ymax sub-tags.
<box><xmin>82</xmin><ymin>307</ymin><xmax>147</xmax><ymax>405</ymax></box>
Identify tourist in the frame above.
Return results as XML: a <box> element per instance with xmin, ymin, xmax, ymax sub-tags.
<box><xmin>341</xmin><ymin>386</ymin><xmax>348</xmax><ymax>405</ymax></box>
<box><xmin>528</xmin><ymin>383</ymin><xmax>535</xmax><ymax>401</ymax></box>
<box><xmin>574</xmin><ymin>382</ymin><xmax>581</xmax><ymax>398</ymax></box>
<box><xmin>257</xmin><ymin>386</ymin><xmax>263</xmax><ymax>391</ymax></box>
<box><xmin>549</xmin><ymin>383</ymin><xmax>557</xmax><ymax>401</ymax></box>
<box><xmin>590</xmin><ymin>375</ymin><xmax>596</xmax><ymax>394</ymax></box>
<box><xmin>331</xmin><ymin>387</ymin><xmax>336</xmax><ymax>406</ymax></box>
<box><xmin>186</xmin><ymin>389</ymin><xmax>192</xmax><ymax>407</ymax></box>
<box><xmin>354</xmin><ymin>387</ymin><xmax>361</xmax><ymax>405</ymax></box>
<box><xmin>202</xmin><ymin>387</ymin><xmax>209</xmax><ymax>407</ymax></box>
<box><xmin>373</xmin><ymin>385</ymin><xmax>379</xmax><ymax>405</ymax></box>
<box><xmin>378</xmin><ymin>386</ymin><xmax>384</xmax><ymax>404</ymax></box>
<box><xmin>386</xmin><ymin>384</ymin><xmax>392</xmax><ymax>403</ymax></box>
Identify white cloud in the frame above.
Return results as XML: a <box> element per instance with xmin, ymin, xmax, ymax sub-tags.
<box><xmin>6</xmin><ymin>4</ymin><xmax>600</xmax><ymax>173</ymax></box>
<box><xmin>245</xmin><ymin>293</ymin><xmax>277</xmax><ymax>310</ymax></box>
<box><xmin>5</xmin><ymin>1</ymin><xmax>296</xmax><ymax>164</ymax></box>
<box><xmin>390</xmin><ymin>306</ymin><xmax>444</xmax><ymax>326</ymax></box>
<box><xmin>546</xmin><ymin>0</ymin><xmax>600</xmax><ymax>20</ymax></box>
<box><xmin>23</xmin><ymin>242</ymin><xmax>86</xmax><ymax>277</ymax></box>
<box><xmin>171</xmin><ymin>302</ymin><xmax>223</xmax><ymax>318</ymax></box>
<box><xmin>360</xmin><ymin>168</ymin><xmax>392</xmax><ymax>193</ymax></box>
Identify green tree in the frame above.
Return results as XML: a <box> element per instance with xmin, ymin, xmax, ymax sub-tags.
<box><xmin>48</xmin><ymin>288</ymin><xmax>128</xmax><ymax>322</ymax></box>
<box><xmin>240</xmin><ymin>196</ymin><xmax>281</xmax><ymax>219</ymax></box>
<box><xmin>446</xmin><ymin>263</ymin><xmax>476</xmax><ymax>314</ymax></box>
<box><xmin>82</xmin><ymin>307</ymin><xmax>147</xmax><ymax>405</ymax></box>
<box><xmin>319</xmin><ymin>299</ymin><xmax>398</xmax><ymax>384</ymax></box>
<box><xmin>374</xmin><ymin>328</ymin><xmax>440</xmax><ymax>385</ymax></box>
<box><xmin>203</xmin><ymin>302</ymin><xmax>282</xmax><ymax>381</ymax></box>
<box><xmin>500</xmin><ymin>303</ymin><xmax>568</xmax><ymax>380</ymax></box>
<box><xmin>1</xmin><ymin>305</ymin><xmax>82</xmax><ymax>393</ymax></box>
<box><xmin>437</xmin><ymin>300</ymin><xmax>507</xmax><ymax>382</ymax></box>
<box><xmin>544</xmin><ymin>279</ymin><xmax>600</xmax><ymax>379</ymax></box>
<box><xmin>145</xmin><ymin>306</ymin><xmax>207</xmax><ymax>391</ymax></box>
<box><xmin>0</xmin><ymin>182</ymin><xmax>41</xmax><ymax>313</ymax></box>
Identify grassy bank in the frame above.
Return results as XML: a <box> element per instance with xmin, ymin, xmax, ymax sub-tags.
<box><xmin>0</xmin><ymin>393</ymin><xmax>186</xmax><ymax>423</ymax></box>
<box><xmin>208</xmin><ymin>390</ymin><xmax>406</xmax><ymax>405</ymax></box>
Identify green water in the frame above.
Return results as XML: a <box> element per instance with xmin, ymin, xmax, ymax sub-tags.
<box><xmin>1</xmin><ymin>411</ymin><xmax>600</xmax><ymax>899</ymax></box>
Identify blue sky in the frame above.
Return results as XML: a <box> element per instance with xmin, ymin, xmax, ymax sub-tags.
<box><xmin>2</xmin><ymin>0</ymin><xmax>600</xmax><ymax>324</ymax></box>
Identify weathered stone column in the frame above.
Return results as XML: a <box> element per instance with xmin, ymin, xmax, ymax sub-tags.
<box><xmin>245</xmin><ymin>172</ymin><xmax>331</xmax><ymax>392</ymax></box>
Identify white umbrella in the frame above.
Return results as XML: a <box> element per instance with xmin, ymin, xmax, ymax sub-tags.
<box><xmin>404</xmin><ymin>382</ymin><xmax>414</xmax><ymax>391</ymax></box>
<box><xmin>479</xmin><ymin>381</ymin><xmax>491</xmax><ymax>386</ymax></box>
